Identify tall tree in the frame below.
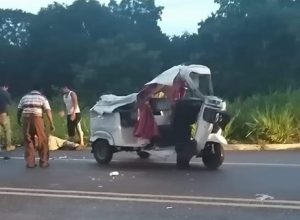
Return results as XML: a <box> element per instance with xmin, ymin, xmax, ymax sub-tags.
<box><xmin>109</xmin><ymin>0</ymin><xmax>168</xmax><ymax>49</ymax></box>
<box><xmin>72</xmin><ymin>35</ymin><xmax>162</xmax><ymax>103</ymax></box>
<box><xmin>0</xmin><ymin>9</ymin><xmax>33</xmax><ymax>46</ymax></box>
<box><xmin>184</xmin><ymin>0</ymin><xmax>300</xmax><ymax>98</ymax></box>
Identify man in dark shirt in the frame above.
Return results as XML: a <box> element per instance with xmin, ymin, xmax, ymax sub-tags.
<box><xmin>0</xmin><ymin>85</ymin><xmax>14</xmax><ymax>151</ymax></box>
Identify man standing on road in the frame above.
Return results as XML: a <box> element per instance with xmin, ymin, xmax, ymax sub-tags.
<box><xmin>0</xmin><ymin>85</ymin><xmax>14</xmax><ymax>151</ymax></box>
<box><xmin>17</xmin><ymin>85</ymin><xmax>55</xmax><ymax>168</ymax></box>
<box><xmin>61</xmin><ymin>86</ymin><xmax>84</xmax><ymax>149</ymax></box>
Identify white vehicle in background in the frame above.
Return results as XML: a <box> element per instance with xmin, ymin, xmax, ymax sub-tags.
<box><xmin>89</xmin><ymin>64</ymin><xmax>230</xmax><ymax>169</ymax></box>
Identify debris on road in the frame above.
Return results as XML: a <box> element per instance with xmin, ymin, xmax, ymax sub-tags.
<box><xmin>1</xmin><ymin>156</ymin><xmax>10</xmax><ymax>160</ymax></box>
<box><xmin>110</xmin><ymin>171</ymin><xmax>120</xmax><ymax>177</ymax></box>
<box><xmin>88</xmin><ymin>176</ymin><xmax>96</xmax><ymax>181</ymax></box>
<box><xmin>255</xmin><ymin>194</ymin><xmax>275</xmax><ymax>201</ymax></box>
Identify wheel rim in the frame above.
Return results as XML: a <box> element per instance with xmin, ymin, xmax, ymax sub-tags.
<box><xmin>138</xmin><ymin>151</ymin><xmax>150</xmax><ymax>158</ymax></box>
<box><xmin>203</xmin><ymin>142</ymin><xmax>224</xmax><ymax>168</ymax></box>
<box><xmin>95</xmin><ymin>146</ymin><xmax>108</xmax><ymax>160</ymax></box>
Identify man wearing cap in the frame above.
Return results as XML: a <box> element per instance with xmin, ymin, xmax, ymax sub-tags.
<box><xmin>17</xmin><ymin>85</ymin><xmax>55</xmax><ymax>168</ymax></box>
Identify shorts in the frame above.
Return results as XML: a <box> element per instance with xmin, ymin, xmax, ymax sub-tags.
<box><xmin>67</xmin><ymin>113</ymin><xmax>81</xmax><ymax>137</ymax></box>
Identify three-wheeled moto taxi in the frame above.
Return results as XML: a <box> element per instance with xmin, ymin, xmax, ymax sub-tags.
<box><xmin>90</xmin><ymin>65</ymin><xmax>230</xmax><ymax>169</ymax></box>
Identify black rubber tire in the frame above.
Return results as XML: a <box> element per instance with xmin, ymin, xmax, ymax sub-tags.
<box><xmin>202</xmin><ymin>142</ymin><xmax>224</xmax><ymax>170</ymax></box>
<box><xmin>92</xmin><ymin>140</ymin><xmax>113</xmax><ymax>165</ymax></box>
<box><xmin>137</xmin><ymin>151</ymin><xmax>150</xmax><ymax>159</ymax></box>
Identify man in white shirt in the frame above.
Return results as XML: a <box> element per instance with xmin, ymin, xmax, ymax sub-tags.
<box><xmin>61</xmin><ymin>86</ymin><xmax>84</xmax><ymax>148</ymax></box>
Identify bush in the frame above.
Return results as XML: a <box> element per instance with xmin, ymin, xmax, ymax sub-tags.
<box><xmin>246</xmin><ymin>105</ymin><xmax>299</xmax><ymax>144</ymax></box>
<box><xmin>226</xmin><ymin>89</ymin><xmax>300</xmax><ymax>144</ymax></box>
<box><xmin>5</xmin><ymin>105</ymin><xmax>23</xmax><ymax>145</ymax></box>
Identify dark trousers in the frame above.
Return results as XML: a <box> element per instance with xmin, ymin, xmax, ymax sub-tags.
<box><xmin>23</xmin><ymin>115</ymin><xmax>49</xmax><ymax>166</ymax></box>
<box><xmin>67</xmin><ymin>113</ymin><xmax>81</xmax><ymax>137</ymax></box>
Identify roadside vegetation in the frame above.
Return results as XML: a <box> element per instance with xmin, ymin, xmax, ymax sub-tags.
<box><xmin>2</xmin><ymin>104</ymin><xmax>90</xmax><ymax>146</ymax></box>
<box><xmin>3</xmin><ymin>89</ymin><xmax>299</xmax><ymax>146</ymax></box>
<box><xmin>225</xmin><ymin>89</ymin><xmax>300</xmax><ymax>144</ymax></box>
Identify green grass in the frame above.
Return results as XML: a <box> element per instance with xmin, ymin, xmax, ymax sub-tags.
<box><xmin>51</xmin><ymin>109</ymin><xmax>90</xmax><ymax>139</ymax></box>
<box><xmin>225</xmin><ymin>89</ymin><xmax>300</xmax><ymax>144</ymax></box>
<box><xmin>1</xmin><ymin>103</ymin><xmax>90</xmax><ymax>146</ymax></box>
<box><xmin>5</xmin><ymin>105</ymin><xmax>23</xmax><ymax>145</ymax></box>
<box><xmin>50</xmin><ymin>95</ymin><xmax>90</xmax><ymax>142</ymax></box>
<box><xmin>246</xmin><ymin>106</ymin><xmax>298</xmax><ymax>144</ymax></box>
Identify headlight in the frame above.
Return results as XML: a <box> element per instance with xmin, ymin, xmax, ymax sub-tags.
<box><xmin>208</xmin><ymin>99</ymin><xmax>221</xmax><ymax>106</ymax></box>
<box><xmin>221</xmin><ymin>101</ymin><xmax>227</xmax><ymax>111</ymax></box>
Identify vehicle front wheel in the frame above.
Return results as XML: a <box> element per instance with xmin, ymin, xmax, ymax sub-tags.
<box><xmin>202</xmin><ymin>142</ymin><xmax>224</xmax><ymax>170</ymax></box>
<box><xmin>92</xmin><ymin>140</ymin><xmax>113</xmax><ymax>165</ymax></box>
<box><xmin>137</xmin><ymin>151</ymin><xmax>150</xmax><ymax>159</ymax></box>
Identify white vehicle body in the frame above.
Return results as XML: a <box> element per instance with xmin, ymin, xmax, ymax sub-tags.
<box><xmin>90</xmin><ymin>64</ymin><xmax>230</xmax><ymax>169</ymax></box>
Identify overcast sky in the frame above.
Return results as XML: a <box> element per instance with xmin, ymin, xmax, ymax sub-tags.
<box><xmin>0</xmin><ymin>0</ymin><xmax>219</xmax><ymax>35</ymax></box>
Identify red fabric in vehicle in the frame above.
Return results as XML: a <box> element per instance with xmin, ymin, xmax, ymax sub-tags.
<box><xmin>166</xmin><ymin>80</ymin><xmax>186</xmax><ymax>102</ymax></box>
<box><xmin>134</xmin><ymin>80</ymin><xmax>186</xmax><ymax>140</ymax></box>
<box><xmin>134</xmin><ymin>101</ymin><xmax>159</xmax><ymax>139</ymax></box>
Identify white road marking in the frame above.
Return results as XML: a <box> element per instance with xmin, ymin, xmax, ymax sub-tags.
<box><xmin>255</xmin><ymin>194</ymin><xmax>275</xmax><ymax>201</ymax></box>
<box><xmin>0</xmin><ymin>187</ymin><xmax>300</xmax><ymax>210</ymax></box>
<box><xmin>223</xmin><ymin>162</ymin><xmax>300</xmax><ymax>167</ymax></box>
<box><xmin>2</xmin><ymin>156</ymin><xmax>300</xmax><ymax>167</ymax></box>
<box><xmin>1</xmin><ymin>187</ymin><xmax>300</xmax><ymax>205</ymax></box>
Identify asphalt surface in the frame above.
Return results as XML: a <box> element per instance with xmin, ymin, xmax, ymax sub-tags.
<box><xmin>1</xmin><ymin>148</ymin><xmax>300</xmax><ymax>220</ymax></box>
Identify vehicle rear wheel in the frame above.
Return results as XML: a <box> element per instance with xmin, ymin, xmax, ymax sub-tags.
<box><xmin>137</xmin><ymin>151</ymin><xmax>150</xmax><ymax>159</ymax></box>
<box><xmin>202</xmin><ymin>142</ymin><xmax>224</xmax><ymax>170</ymax></box>
<box><xmin>92</xmin><ymin>140</ymin><xmax>113</xmax><ymax>165</ymax></box>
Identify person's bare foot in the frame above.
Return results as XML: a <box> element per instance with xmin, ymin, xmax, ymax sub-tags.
<box><xmin>40</xmin><ymin>163</ymin><xmax>50</xmax><ymax>168</ymax></box>
<box><xmin>76</xmin><ymin>145</ymin><xmax>86</xmax><ymax>151</ymax></box>
<box><xmin>26</xmin><ymin>164</ymin><xmax>37</xmax><ymax>168</ymax></box>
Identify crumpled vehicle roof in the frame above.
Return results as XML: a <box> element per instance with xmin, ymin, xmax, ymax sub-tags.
<box><xmin>91</xmin><ymin>93</ymin><xmax>137</xmax><ymax>115</ymax></box>
<box><xmin>90</xmin><ymin>64</ymin><xmax>211</xmax><ymax>114</ymax></box>
<box><xmin>145</xmin><ymin>64</ymin><xmax>211</xmax><ymax>86</ymax></box>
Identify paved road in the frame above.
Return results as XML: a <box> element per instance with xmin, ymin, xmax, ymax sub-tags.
<box><xmin>1</xmin><ymin>148</ymin><xmax>300</xmax><ymax>220</ymax></box>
